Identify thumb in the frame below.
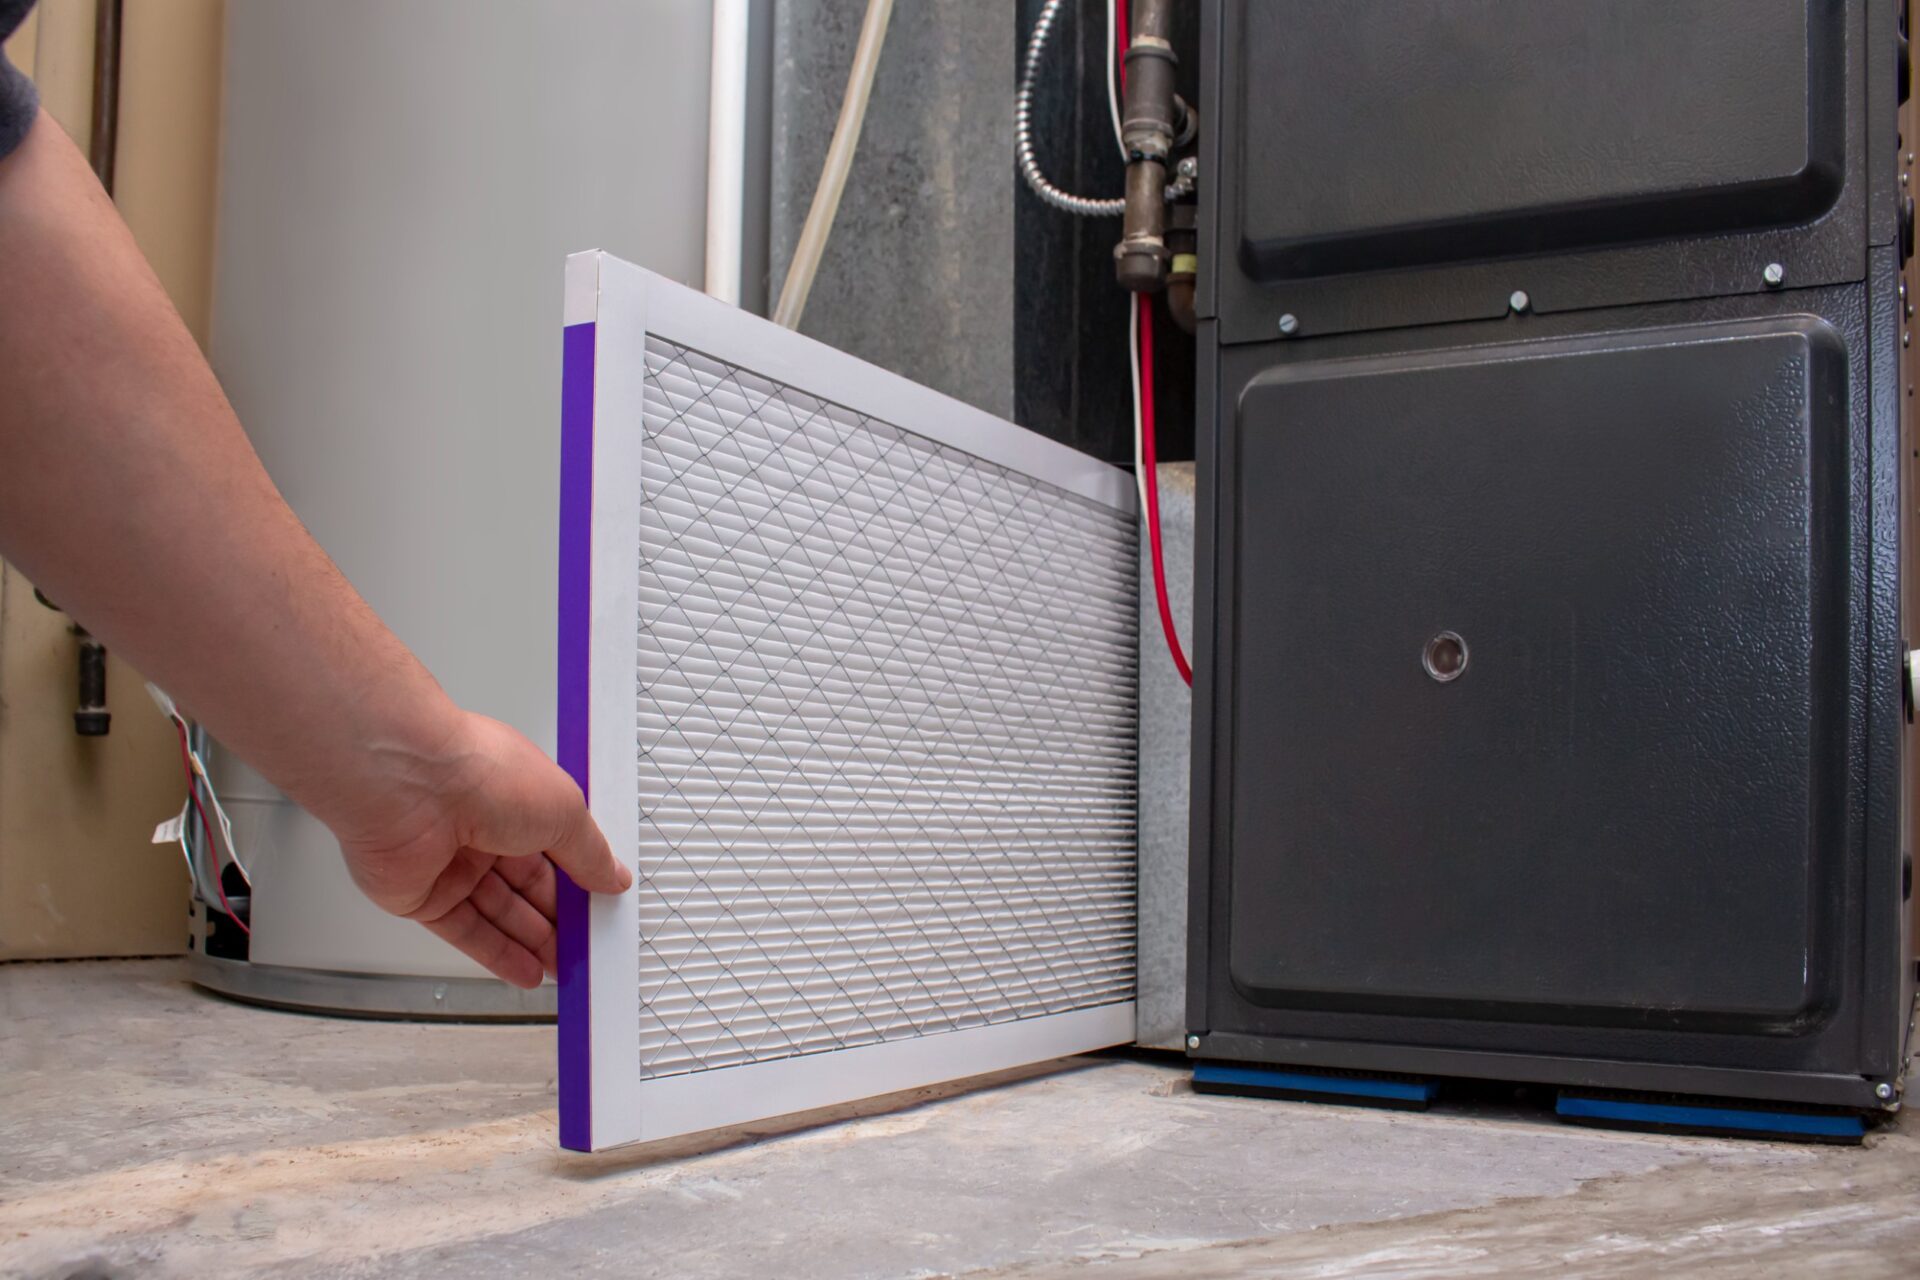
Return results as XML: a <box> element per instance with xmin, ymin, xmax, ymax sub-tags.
<box><xmin>542</xmin><ymin>784</ymin><xmax>632</xmax><ymax>896</ymax></box>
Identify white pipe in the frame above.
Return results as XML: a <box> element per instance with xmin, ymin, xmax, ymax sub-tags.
<box><xmin>771</xmin><ymin>0</ymin><xmax>894</xmax><ymax>330</ymax></box>
<box><xmin>704</xmin><ymin>0</ymin><xmax>750</xmax><ymax>307</ymax></box>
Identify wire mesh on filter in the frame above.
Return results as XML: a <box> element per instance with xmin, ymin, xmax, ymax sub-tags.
<box><xmin>634</xmin><ymin>336</ymin><xmax>1140</xmax><ymax>1080</ymax></box>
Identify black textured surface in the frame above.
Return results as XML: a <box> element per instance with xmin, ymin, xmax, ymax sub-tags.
<box><xmin>1237</xmin><ymin>0</ymin><xmax>1843</xmax><ymax>281</ymax></box>
<box><xmin>1189</xmin><ymin>0</ymin><xmax>1912</xmax><ymax>1113</ymax></box>
<box><xmin>1191</xmin><ymin>1028</ymin><xmax>1892</xmax><ymax>1109</ymax></box>
<box><xmin>1189</xmin><ymin>277</ymin><xmax>1909</xmax><ymax>1108</ymax></box>
<box><xmin>1229</xmin><ymin>319</ymin><xmax>1847</xmax><ymax>1030</ymax></box>
<box><xmin>1203</xmin><ymin>0</ymin><xmax>1872</xmax><ymax>345</ymax></box>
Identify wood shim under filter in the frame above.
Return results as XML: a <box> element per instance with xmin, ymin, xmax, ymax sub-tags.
<box><xmin>556</xmin><ymin>252</ymin><xmax>1141</xmax><ymax>1152</ymax></box>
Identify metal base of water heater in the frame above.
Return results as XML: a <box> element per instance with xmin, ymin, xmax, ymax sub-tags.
<box><xmin>188</xmin><ymin>948</ymin><xmax>554</xmax><ymax>1022</ymax></box>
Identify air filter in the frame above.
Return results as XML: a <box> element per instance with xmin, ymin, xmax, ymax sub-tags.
<box><xmin>556</xmin><ymin>252</ymin><xmax>1140</xmax><ymax>1152</ymax></box>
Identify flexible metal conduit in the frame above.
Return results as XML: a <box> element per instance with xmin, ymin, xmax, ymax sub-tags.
<box><xmin>1017</xmin><ymin>0</ymin><xmax>1126</xmax><ymax>217</ymax></box>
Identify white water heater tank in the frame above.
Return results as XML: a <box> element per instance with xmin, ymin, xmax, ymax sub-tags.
<box><xmin>202</xmin><ymin>0</ymin><xmax>714</xmax><ymax>1014</ymax></box>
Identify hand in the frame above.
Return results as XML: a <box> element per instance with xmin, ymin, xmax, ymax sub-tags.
<box><xmin>326</xmin><ymin>712</ymin><xmax>632</xmax><ymax>988</ymax></box>
<box><xmin>0</xmin><ymin>114</ymin><xmax>629</xmax><ymax>987</ymax></box>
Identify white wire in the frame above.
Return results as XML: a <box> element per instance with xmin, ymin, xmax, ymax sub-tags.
<box><xmin>147</xmin><ymin>682</ymin><xmax>251</xmax><ymax>887</ymax></box>
<box><xmin>1110</xmin><ymin>0</ymin><xmax>1149</xmax><ymax>520</ymax></box>
<box><xmin>1130</xmin><ymin>301</ymin><xmax>1147</xmax><ymax>518</ymax></box>
<box><xmin>186</xmin><ymin>738</ymin><xmax>247</xmax><ymax>885</ymax></box>
<box><xmin>774</xmin><ymin>0</ymin><xmax>895</xmax><ymax>326</ymax></box>
<box><xmin>170</xmin><ymin>823</ymin><xmax>220</xmax><ymax>905</ymax></box>
<box><xmin>1113</xmin><ymin>7</ymin><xmax>1190</xmax><ymax>667</ymax></box>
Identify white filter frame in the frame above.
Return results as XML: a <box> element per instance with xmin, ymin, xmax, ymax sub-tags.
<box><xmin>557</xmin><ymin>252</ymin><xmax>1139</xmax><ymax>1152</ymax></box>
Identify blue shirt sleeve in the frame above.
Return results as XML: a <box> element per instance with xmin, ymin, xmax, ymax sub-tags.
<box><xmin>0</xmin><ymin>0</ymin><xmax>39</xmax><ymax>163</ymax></box>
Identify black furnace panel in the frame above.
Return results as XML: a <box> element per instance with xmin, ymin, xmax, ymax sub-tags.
<box><xmin>1204</xmin><ymin>0</ymin><xmax>1876</xmax><ymax>346</ymax></box>
<box><xmin>1189</xmin><ymin>0</ymin><xmax>1913</xmax><ymax>1112</ymax></box>
<box><xmin>1229</xmin><ymin>321</ymin><xmax>1848</xmax><ymax>1030</ymax></box>
<box><xmin>1235</xmin><ymin>0</ymin><xmax>1845</xmax><ymax>280</ymax></box>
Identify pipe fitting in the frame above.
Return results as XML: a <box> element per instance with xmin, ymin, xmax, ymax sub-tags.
<box><xmin>1121</xmin><ymin>37</ymin><xmax>1179</xmax><ymax>163</ymax></box>
<box><xmin>1115</xmin><ymin>160</ymin><xmax>1172</xmax><ymax>292</ymax></box>
<box><xmin>1165</xmin><ymin>206</ymin><xmax>1198</xmax><ymax>334</ymax></box>
<box><xmin>1115</xmin><ymin>0</ymin><xmax>1180</xmax><ymax>293</ymax></box>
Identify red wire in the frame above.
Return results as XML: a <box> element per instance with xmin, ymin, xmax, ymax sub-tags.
<box><xmin>1116</xmin><ymin>0</ymin><xmax>1192</xmax><ymax>686</ymax></box>
<box><xmin>176</xmin><ymin>723</ymin><xmax>250</xmax><ymax>937</ymax></box>
<box><xmin>1138</xmin><ymin>294</ymin><xmax>1193</xmax><ymax>685</ymax></box>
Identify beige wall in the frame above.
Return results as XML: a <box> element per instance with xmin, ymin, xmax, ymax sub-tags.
<box><xmin>116</xmin><ymin>0</ymin><xmax>224</xmax><ymax>347</ymax></box>
<box><xmin>3</xmin><ymin>5</ymin><xmax>36</xmax><ymax>78</ymax></box>
<box><xmin>0</xmin><ymin>0</ymin><xmax>225</xmax><ymax>960</ymax></box>
<box><xmin>14</xmin><ymin>0</ymin><xmax>89</xmax><ymax>145</ymax></box>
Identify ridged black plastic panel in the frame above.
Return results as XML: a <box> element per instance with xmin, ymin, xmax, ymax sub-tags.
<box><xmin>1238</xmin><ymin>1</ymin><xmax>1844</xmax><ymax>281</ymax></box>
<box><xmin>1204</xmin><ymin>0</ymin><xmax>1869</xmax><ymax>344</ymax></box>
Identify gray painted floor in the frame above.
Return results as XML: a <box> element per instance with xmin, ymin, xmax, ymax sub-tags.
<box><xmin>3</xmin><ymin>960</ymin><xmax>1916</xmax><ymax>1278</ymax></box>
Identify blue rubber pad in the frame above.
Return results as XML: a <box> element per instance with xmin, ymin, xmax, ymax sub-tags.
<box><xmin>1557</xmin><ymin>1093</ymin><xmax>1866</xmax><ymax>1141</ymax></box>
<box><xmin>1193</xmin><ymin>1063</ymin><xmax>1439</xmax><ymax>1105</ymax></box>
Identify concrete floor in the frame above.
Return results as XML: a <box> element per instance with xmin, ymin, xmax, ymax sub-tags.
<box><xmin>2</xmin><ymin>961</ymin><xmax>1917</xmax><ymax>1279</ymax></box>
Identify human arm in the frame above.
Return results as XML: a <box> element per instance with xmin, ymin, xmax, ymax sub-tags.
<box><xmin>0</xmin><ymin>109</ymin><xmax>629</xmax><ymax>986</ymax></box>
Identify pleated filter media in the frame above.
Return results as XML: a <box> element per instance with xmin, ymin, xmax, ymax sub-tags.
<box><xmin>557</xmin><ymin>253</ymin><xmax>1141</xmax><ymax>1151</ymax></box>
<box><xmin>634</xmin><ymin>334</ymin><xmax>1139</xmax><ymax>1077</ymax></box>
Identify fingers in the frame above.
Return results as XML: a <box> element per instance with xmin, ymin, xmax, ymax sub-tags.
<box><xmin>399</xmin><ymin>846</ymin><xmax>493</xmax><ymax>925</ymax></box>
<box><xmin>464</xmin><ymin>723</ymin><xmax>630</xmax><ymax>896</ymax></box>
<box><xmin>495</xmin><ymin>853</ymin><xmax>558</xmax><ymax>923</ymax></box>
<box><xmin>335</xmin><ymin>711</ymin><xmax>628</xmax><ymax>986</ymax></box>
<box><xmin>422</xmin><ymin>899</ymin><xmax>545</xmax><ymax>989</ymax></box>
<box><xmin>470</xmin><ymin>867</ymin><xmax>558</xmax><ymax>977</ymax></box>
